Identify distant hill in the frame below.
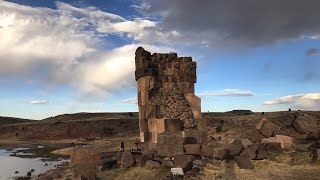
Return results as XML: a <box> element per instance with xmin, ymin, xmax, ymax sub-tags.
<box><xmin>41</xmin><ymin>112</ymin><xmax>138</xmax><ymax>123</ymax></box>
<box><xmin>0</xmin><ymin>116</ymin><xmax>35</xmax><ymax>126</ymax></box>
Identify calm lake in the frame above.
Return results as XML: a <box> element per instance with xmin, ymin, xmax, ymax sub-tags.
<box><xmin>0</xmin><ymin>148</ymin><xmax>68</xmax><ymax>179</ymax></box>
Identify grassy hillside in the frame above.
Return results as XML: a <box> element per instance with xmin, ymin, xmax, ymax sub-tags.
<box><xmin>0</xmin><ymin>116</ymin><xmax>35</xmax><ymax>126</ymax></box>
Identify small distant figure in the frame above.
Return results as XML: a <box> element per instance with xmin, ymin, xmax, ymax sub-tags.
<box><xmin>120</xmin><ymin>141</ymin><xmax>125</xmax><ymax>151</ymax></box>
<box><xmin>262</xmin><ymin>112</ymin><xmax>265</xmax><ymax>115</ymax></box>
<box><xmin>289</xmin><ymin>108</ymin><xmax>292</xmax><ymax>112</ymax></box>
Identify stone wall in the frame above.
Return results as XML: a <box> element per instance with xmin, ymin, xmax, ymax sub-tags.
<box><xmin>135</xmin><ymin>47</ymin><xmax>205</xmax><ymax>144</ymax></box>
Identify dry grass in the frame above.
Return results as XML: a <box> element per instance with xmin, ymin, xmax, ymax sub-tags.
<box><xmin>96</xmin><ymin>167</ymin><xmax>168</xmax><ymax>180</ymax></box>
<box><xmin>197</xmin><ymin>157</ymin><xmax>320</xmax><ymax>180</ymax></box>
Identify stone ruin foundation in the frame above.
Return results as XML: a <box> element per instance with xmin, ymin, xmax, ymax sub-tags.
<box><xmin>135</xmin><ymin>47</ymin><xmax>207</xmax><ymax>156</ymax></box>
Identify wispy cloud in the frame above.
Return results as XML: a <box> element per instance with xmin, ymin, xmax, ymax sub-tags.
<box><xmin>263</xmin><ymin>93</ymin><xmax>320</xmax><ymax>110</ymax></box>
<box><xmin>122</xmin><ymin>97</ymin><xmax>138</xmax><ymax>104</ymax></box>
<box><xmin>30</xmin><ymin>100</ymin><xmax>48</xmax><ymax>105</ymax></box>
<box><xmin>197</xmin><ymin>89</ymin><xmax>255</xmax><ymax>97</ymax></box>
<box><xmin>305</xmin><ymin>48</ymin><xmax>320</xmax><ymax>56</ymax></box>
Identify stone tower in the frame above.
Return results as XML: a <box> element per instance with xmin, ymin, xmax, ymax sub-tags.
<box><xmin>135</xmin><ymin>47</ymin><xmax>207</xmax><ymax>155</ymax></box>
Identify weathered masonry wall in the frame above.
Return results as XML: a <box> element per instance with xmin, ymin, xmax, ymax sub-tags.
<box><xmin>135</xmin><ymin>47</ymin><xmax>206</xmax><ymax>145</ymax></box>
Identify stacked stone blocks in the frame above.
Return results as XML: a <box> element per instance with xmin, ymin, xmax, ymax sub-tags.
<box><xmin>135</xmin><ymin>47</ymin><xmax>207</xmax><ymax>154</ymax></box>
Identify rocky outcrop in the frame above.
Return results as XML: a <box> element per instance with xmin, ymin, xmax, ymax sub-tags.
<box><xmin>293</xmin><ymin>115</ymin><xmax>319</xmax><ymax>138</ymax></box>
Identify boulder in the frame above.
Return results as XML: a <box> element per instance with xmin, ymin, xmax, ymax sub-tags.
<box><xmin>248</xmin><ymin>130</ymin><xmax>266</xmax><ymax>143</ymax></box>
<box><xmin>265</xmin><ymin>143</ymin><xmax>283</xmax><ymax>155</ymax></box>
<box><xmin>162</xmin><ymin>158</ymin><xmax>174</xmax><ymax>168</ymax></box>
<box><xmin>165</xmin><ymin>171</ymin><xmax>174</xmax><ymax>180</ymax></box>
<box><xmin>192</xmin><ymin>160</ymin><xmax>204</xmax><ymax>167</ymax></box>
<box><xmin>235</xmin><ymin>156</ymin><xmax>254</xmax><ymax>170</ymax></box>
<box><xmin>241</xmin><ymin>139</ymin><xmax>253</xmax><ymax>149</ymax></box>
<box><xmin>256</xmin><ymin>144</ymin><xmax>268</xmax><ymax>160</ymax></box>
<box><xmin>100</xmin><ymin>158</ymin><xmax>117</xmax><ymax>170</ymax></box>
<box><xmin>201</xmin><ymin>145</ymin><xmax>214</xmax><ymax>157</ymax></box>
<box><xmin>256</xmin><ymin>118</ymin><xmax>267</xmax><ymax>130</ymax></box>
<box><xmin>121</xmin><ymin>152</ymin><xmax>135</xmax><ymax>168</ymax></box>
<box><xmin>184</xmin><ymin>144</ymin><xmax>200</xmax><ymax>155</ymax></box>
<box><xmin>71</xmin><ymin>147</ymin><xmax>103</xmax><ymax>178</ymax></box>
<box><xmin>115</xmin><ymin>152</ymin><xmax>123</xmax><ymax>163</ymax></box>
<box><xmin>259</xmin><ymin>120</ymin><xmax>280</xmax><ymax>138</ymax></box>
<box><xmin>309</xmin><ymin>141</ymin><xmax>320</xmax><ymax>150</ymax></box>
<box><xmin>261</xmin><ymin>137</ymin><xmax>280</xmax><ymax>144</ymax></box>
<box><xmin>135</xmin><ymin>154</ymin><xmax>149</xmax><ymax>167</ymax></box>
<box><xmin>240</xmin><ymin>143</ymin><xmax>261</xmax><ymax>160</ymax></box>
<box><xmin>273</xmin><ymin>129</ymin><xmax>289</xmax><ymax>136</ymax></box>
<box><xmin>185</xmin><ymin>168</ymin><xmax>198</xmax><ymax>177</ymax></box>
<box><xmin>213</xmin><ymin>139</ymin><xmax>244</xmax><ymax>160</ymax></box>
<box><xmin>293</xmin><ymin>115</ymin><xmax>319</xmax><ymax>138</ymax></box>
<box><xmin>174</xmin><ymin>155</ymin><xmax>196</xmax><ymax>171</ymax></box>
<box><xmin>275</xmin><ymin>135</ymin><xmax>292</xmax><ymax>149</ymax></box>
<box><xmin>145</xmin><ymin>160</ymin><xmax>161</xmax><ymax>169</ymax></box>
<box><xmin>261</xmin><ymin>135</ymin><xmax>292</xmax><ymax>150</ymax></box>
<box><xmin>71</xmin><ymin>147</ymin><xmax>102</xmax><ymax>168</ymax></box>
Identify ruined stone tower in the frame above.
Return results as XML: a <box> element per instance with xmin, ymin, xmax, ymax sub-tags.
<box><xmin>135</xmin><ymin>47</ymin><xmax>207</xmax><ymax>155</ymax></box>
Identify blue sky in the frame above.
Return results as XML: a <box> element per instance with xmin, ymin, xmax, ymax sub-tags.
<box><xmin>0</xmin><ymin>0</ymin><xmax>319</xmax><ymax>119</ymax></box>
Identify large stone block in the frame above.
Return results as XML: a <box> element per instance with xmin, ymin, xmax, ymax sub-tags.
<box><xmin>213</xmin><ymin>139</ymin><xmax>244</xmax><ymax>160</ymax></box>
<box><xmin>138</xmin><ymin>91</ymin><xmax>149</xmax><ymax>106</ymax></box>
<box><xmin>293</xmin><ymin>115</ymin><xmax>319</xmax><ymax>137</ymax></box>
<box><xmin>164</xmin><ymin>119</ymin><xmax>183</xmax><ymax>132</ymax></box>
<box><xmin>261</xmin><ymin>135</ymin><xmax>292</xmax><ymax>150</ymax></box>
<box><xmin>121</xmin><ymin>152</ymin><xmax>135</xmax><ymax>168</ymax></box>
<box><xmin>235</xmin><ymin>156</ymin><xmax>254</xmax><ymax>170</ymax></box>
<box><xmin>135</xmin><ymin>68</ymin><xmax>153</xmax><ymax>80</ymax></box>
<box><xmin>184</xmin><ymin>93</ymin><xmax>201</xmax><ymax>107</ymax></box>
<box><xmin>157</xmin><ymin>132</ymin><xmax>184</xmax><ymax>156</ymax></box>
<box><xmin>137</xmin><ymin>76</ymin><xmax>154</xmax><ymax>92</ymax></box>
<box><xmin>173</xmin><ymin>155</ymin><xmax>195</xmax><ymax>171</ymax></box>
<box><xmin>71</xmin><ymin>147</ymin><xmax>102</xmax><ymax>168</ymax></box>
<box><xmin>148</xmin><ymin>118</ymin><xmax>165</xmax><ymax>143</ymax></box>
<box><xmin>259</xmin><ymin>120</ymin><xmax>280</xmax><ymax>138</ymax></box>
<box><xmin>71</xmin><ymin>147</ymin><xmax>103</xmax><ymax>179</ymax></box>
<box><xmin>201</xmin><ymin>145</ymin><xmax>214</xmax><ymax>157</ymax></box>
<box><xmin>182</xmin><ymin>130</ymin><xmax>207</xmax><ymax>144</ymax></box>
<box><xmin>183</xmin><ymin>144</ymin><xmax>201</xmax><ymax>155</ymax></box>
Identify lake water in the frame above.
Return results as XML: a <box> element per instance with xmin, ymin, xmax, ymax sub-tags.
<box><xmin>0</xmin><ymin>148</ymin><xmax>68</xmax><ymax>179</ymax></box>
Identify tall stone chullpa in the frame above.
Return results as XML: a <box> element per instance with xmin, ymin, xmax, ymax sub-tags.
<box><xmin>135</xmin><ymin>47</ymin><xmax>206</xmax><ymax>155</ymax></box>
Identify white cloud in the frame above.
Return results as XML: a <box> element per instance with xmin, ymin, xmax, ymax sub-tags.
<box><xmin>263</xmin><ymin>93</ymin><xmax>320</xmax><ymax>110</ymax></box>
<box><xmin>0</xmin><ymin>1</ymin><xmax>172</xmax><ymax>96</ymax></box>
<box><xmin>30</xmin><ymin>100</ymin><xmax>48</xmax><ymax>105</ymax></box>
<box><xmin>197</xmin><ymin>89</ymin><xmax>255</xmax><ymax>97</ymax></box>
<box><xmin>122</xmin><ymin>97</ymin><xmax>138</xmax><ymax>105</ymax></box>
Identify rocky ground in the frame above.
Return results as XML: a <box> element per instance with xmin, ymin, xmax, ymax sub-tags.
<box><xmin>1</xmin><ymin>111</ymin><xmax>320</xmax><ymax>179</ymax></box>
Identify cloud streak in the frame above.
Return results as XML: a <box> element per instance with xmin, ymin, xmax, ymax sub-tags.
<box><xmin>30</xmin><ymin>100</ymin><xmax>48</xmax><ymax>105</ymax></box>
<box><xmin>305</xmin><ymin>48</ymin><xmax>320</xmax><ymax>56</ymax></box>
<box><xmin>122</xmin><ymin>97</ymin><xmax>138</xmax><ymax>105</ymax></box>
<box><xmin>197</xmin><ymin>89</ymin><xmax>255</xmax><ymax>97</ymax></box>
<box><xmin>263</xmin><ymin>93</ymin><xmax>320</xmax><ymax>110</ymax></box>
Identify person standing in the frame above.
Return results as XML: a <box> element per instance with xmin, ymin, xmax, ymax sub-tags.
<box><xmin>120</xmin><ymin>141</ymin><xmax>125</xmax><ymax>151</ymax></box>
